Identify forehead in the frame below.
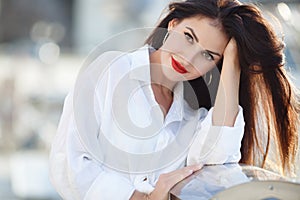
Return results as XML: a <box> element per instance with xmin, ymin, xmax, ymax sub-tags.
<box><xmin>177</xmin><ymin>16</ymin><xmax>229</xmax><ymax>53</ymax></box>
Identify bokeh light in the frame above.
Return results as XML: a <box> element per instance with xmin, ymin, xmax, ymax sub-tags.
<box><xmin>38</xmin><ymin>42</ymin><xmax>60</xmax><ymax>65</ymax></box>
<box><xmin>277</xmin><ymin>2</ymin><xmax>292</xmax><ymax>21</ymax></box>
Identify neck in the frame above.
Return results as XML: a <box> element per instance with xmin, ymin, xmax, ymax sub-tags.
<box><xmin>149</xmin><ymin>49</ymin><xmax>177</xmax><ymax>93</ymax></box>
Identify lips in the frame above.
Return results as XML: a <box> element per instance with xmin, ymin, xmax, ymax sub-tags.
<box><xmin>171</xmin><ymin>56</ymin><xmax>188</xmax><ymax>74</ymax></box>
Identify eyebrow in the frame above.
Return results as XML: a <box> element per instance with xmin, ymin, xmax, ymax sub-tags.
<box><xmin>185</xmin><ymin>26</ymin><xmax>222</xmax><ymax>58</ymax></box>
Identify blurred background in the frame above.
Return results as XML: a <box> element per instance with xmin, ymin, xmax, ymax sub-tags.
<box><xmin>0</xmin><ymin>0</ymin><xmax>299</xmax><ymax>199</ymax></box>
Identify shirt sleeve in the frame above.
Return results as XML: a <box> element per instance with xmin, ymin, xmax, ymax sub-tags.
<box><xmin>187</xmin><ymin>106</ymin><xmax>245</xmax><ymax>166</ymax></box>
<box><xmin>49</xmin><ymin>50</ymin><xmax>138</xmax><ymax>200</ymax></box>
<box><xmin>49</xmin><ymin>93</ymin><xmax>136</xmax><ymax>200</ymax></box>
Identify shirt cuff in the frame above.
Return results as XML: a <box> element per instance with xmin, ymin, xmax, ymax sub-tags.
<box><xmin>187</xmin><ymin>106</ymin><xmax>245</xmax><ymax>165</ymax></box>
<box><xmin>201</xmin><ymin>105</ymin><xmax>245</xmax><ymax>128</ymax></box>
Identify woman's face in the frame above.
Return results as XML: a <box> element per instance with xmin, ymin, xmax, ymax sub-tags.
<box><xmin>160</xmin><ymin>16</ymin><xmax>229</xmax><ymax>81</ymax></box>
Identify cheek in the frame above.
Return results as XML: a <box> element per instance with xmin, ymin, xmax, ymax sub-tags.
<box><xmin>192</xmin><ymin>60</ymin><xmax>218</xmax><ymax>76</ymax></box>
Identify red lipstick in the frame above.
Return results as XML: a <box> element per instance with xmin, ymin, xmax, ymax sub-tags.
<box><xmin>171</xmin><ymin>56</ymin><xmax>188</xmax><ymax>74</ymax></box>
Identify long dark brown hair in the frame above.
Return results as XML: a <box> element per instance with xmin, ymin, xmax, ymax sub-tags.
<box><xmin>145</xmin><ymin>0</ymin><xmax>300</xmax><ymax>176</ymax></box>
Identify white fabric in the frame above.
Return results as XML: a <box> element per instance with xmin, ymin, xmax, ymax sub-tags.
<box><xmin>49</xmin><ymin>45</ymin><xmax>245</xmax><ymax>200</ymax></box>
<box><xmin>187</xmin><ymin>106</ymin><xmax>245</xmax><ymax>166</ymax></box>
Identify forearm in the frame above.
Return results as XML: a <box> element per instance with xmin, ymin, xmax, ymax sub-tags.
<box><xmin>213</xmin><ymin>50</ymin><xmax>240</xmax><ymax>127</ymax></box>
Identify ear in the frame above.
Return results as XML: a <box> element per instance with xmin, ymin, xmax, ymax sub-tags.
<box><xmin>167</xmin><ymin>18</ymin><xmax>180</xmax><ymax>31</ymax></box>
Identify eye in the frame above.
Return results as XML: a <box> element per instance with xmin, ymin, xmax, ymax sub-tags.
<box><xmin>184</xmin><ymin>32</ymin><xmax>194</xmax><ymax>44</ymax></box>
<box><xmin>201</xmin><ymin>51</ymin><xmax>214</xmax><ymax>61</ymax></box>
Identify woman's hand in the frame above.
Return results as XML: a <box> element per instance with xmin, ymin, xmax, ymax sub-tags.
<box><xmin>223</xmin><ymin>38</ymin><xmax>240</xmax><ymax>73</ymax></box>
<box><xmin>130</xmin><ymin>164</ymin><xmax>202</xmax><ymax>200</ymax></box>
<box><xmin>213</xmin><ymin>38</ymin><xmax>241</xmax><ymax>127</ymax></box>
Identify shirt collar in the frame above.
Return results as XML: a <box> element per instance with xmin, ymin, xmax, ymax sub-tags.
<box><xmin>129</xmin><ymin>44</ymin><xmax>154</xmax><ymax>83</ymax></box>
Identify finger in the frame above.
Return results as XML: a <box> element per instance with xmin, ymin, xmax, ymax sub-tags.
<box><xmin>168</xmin><ymin>164</ymin><xmax>203</xmax><ymax>183</ymax></box>
<box><xmin>179</xmin><ymin>164</ymin><xmax>203</xmax><ymax>174</ymax></box>
<box><xmin>224</xmin><ymin>38</ymin><xmax>237</xmax><ymax>53</ymax></box>
<box><xmin>166</xmin><ymin>164</ymin><xmax>202</xmax><ymax>177</ymax></box>
<box><xmin>187</xmin><ymin>163</ymin><xmax>204</xmax><ymax>172</ymax></box>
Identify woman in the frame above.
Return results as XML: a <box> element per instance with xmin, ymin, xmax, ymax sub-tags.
<box><xmin>49</xmin><ymin>0</ymin><xmax>299</xmax><ymax>199</ymax></box>
<box><xmin>175</xmin><ymin>0</ymin><xmax>299</xmax><ymax>177</ymax></box>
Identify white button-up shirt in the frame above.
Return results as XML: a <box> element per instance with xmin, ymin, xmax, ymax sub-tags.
<box><xmin>49</xmin><ymin>45</ymin><xmax>245</xmax><ymax>200</ymax></box>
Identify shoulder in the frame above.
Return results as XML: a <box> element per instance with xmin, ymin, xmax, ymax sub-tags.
<box><xmin>82</xmin><ymin>50</ymin><xmax>133</xmax><ymax>89</ymax></box>
<box><xmin>88</xmin><ymin>44</ymin><xmax>151</xmax><ymax>71</ymax></box>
